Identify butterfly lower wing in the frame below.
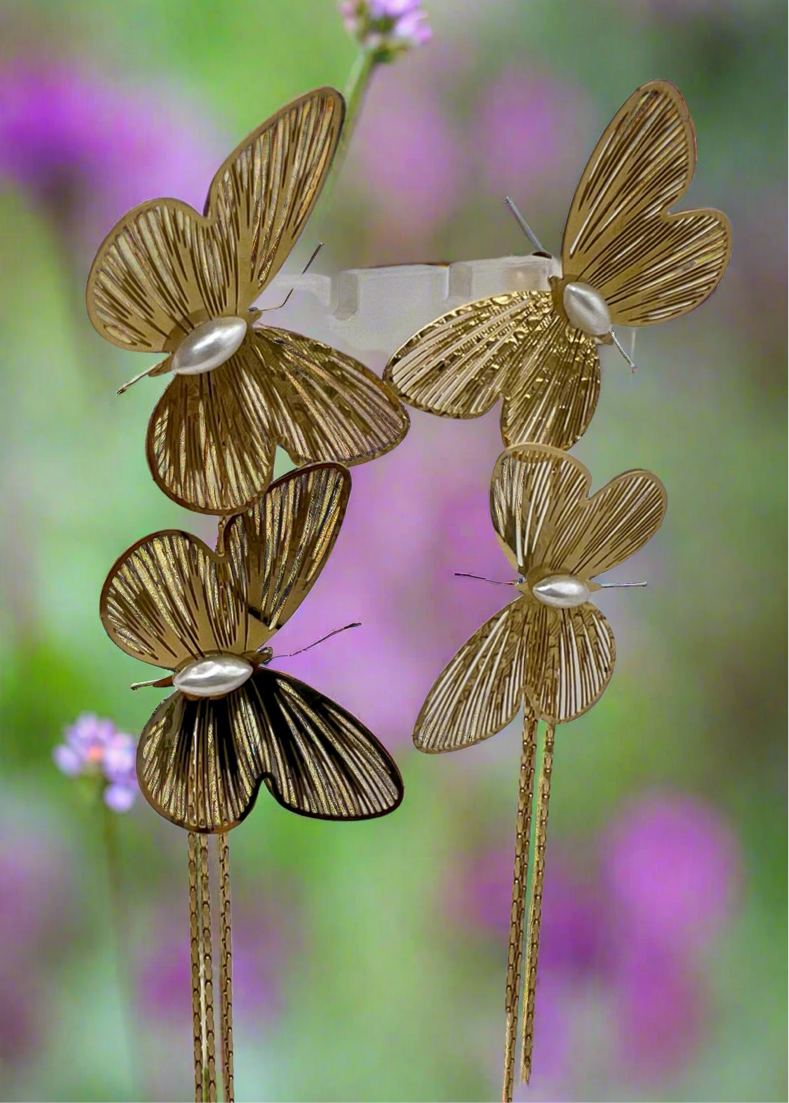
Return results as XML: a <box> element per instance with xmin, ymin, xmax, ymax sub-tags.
<box><xmin>559</xmin><ymin>469</ymin><xmax>668</xmax><ymax>579</ymax></box>
<box><xmin>146</xmin><ymin>349</ymin><xmax>275</xmax><ymax>514</ymax></box>
<box><xmin>207</xmin><ymin>88</ymin><xmax>344</xmax><ymax>312</ymax></box>
<box><xmin>562</xmin><ymin>80</ymin><xmax>731</xmax><ymax>326</ymax></box>
<box><xmin>87</xmin><ymin>198</ymin><xmax>234</xmax><ymax>353</ymax></box>
<box><xmin>525</xmin><ymin>603</ymin><xmax>616</xmax><ymax>724</ymax></box>
<box><xmin>490</xmin><ymin>445</ymin><xmax>592</xmax><ymax>576</ymax></box>
<box><xmin>499</xmin><ymin>315</ymin><xmax>600</xmax><ymax>450</ymax></box>
<box><xmin>414</xmin><ymin>601</ymin><xmax>528</xmax><ymax>753</ymax></box>
<box><xmin>223</xmin><ymin>463</ymin><xmax>351</xmax><ymax>652</ymax></box>
<box><xmin>253</xmin><ymin>670</ymin><xmax>403</xmax><ymax>819</ymax></box>
<box><xmin>100</xmin><ymin>532</ymin><xmax>243</xmax><ymax>669</ymax></box>
<box><xmin>384</xmin><ymin>292</ymin><xmax>550</xmax><ymax>419</ymax></box>
<box><xmin>249</xmin><ymin>327</ymin><xmax>408</xmax><ymax>467</ymax></box>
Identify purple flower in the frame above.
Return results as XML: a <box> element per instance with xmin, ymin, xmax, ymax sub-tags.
<box><xmin>138</xmin><ymin>887</ymin><xmax>297</xmax><ymax>1024</ymax></box>
<box><xmin>53</xmin><ymin>712</ymin><xmax>138</xmax><ymax>811</ymax></box>
<box><xmin>474</xmin><ymin>70</ymin><xmax>595</xmax><ymax>201</ymax></box>
<box><xmin>602</xmin><ymin>791</ymin><xmax>741</xmax><ymax>950</ymax></box>
<box><xmin>465</xmin><ymin>790</ymin><xmax>741</xmax><ymax>1089</ymax></box>
<box><xmin>348</xmin><ymin>71</ymin><xmax>469</xmax><ymax>248</ymax></box>
<box><xmin>0</xmin><ymin>61</ymin><xmax>224</xmax><ymax>257</ymax></box>
<box><xmin>339</xmin><ymin>1</ymin><xmax>431</xmax><ymax>58</ymax></box>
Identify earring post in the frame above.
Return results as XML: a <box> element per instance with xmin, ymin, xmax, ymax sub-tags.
<box><xmin>504</xmin><ymin>196</ymin><xmax>546</xmax><ymax>254</ymax></box>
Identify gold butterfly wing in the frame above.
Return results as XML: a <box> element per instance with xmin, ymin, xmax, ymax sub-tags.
<box><xmin>385</xmin><ymin>292</ymin><xmax>599</xmax><ymax>451</ymax></box>
<box><xmin>561</xmin><ymin>79</ymin><xmax>732</xmax><ymax>326</ymax></box>
<box><xmin>205</xmin><ymin>86</ymin><xmax>344</xmax><ymax>312</ymax></box>
<box><xmin>137</xmin><ymin>670</ymin><xmax>403</xmax><ymax>832</ymax></box>
<box><xmin>414</xmin><ymin>601</ymin><xmax>529</xmax><ymax>752</ymax></box>
<box><xmin>86</xmin><ymin>87</ymin><xmax>343</xmax><ymax>351</ymax></box>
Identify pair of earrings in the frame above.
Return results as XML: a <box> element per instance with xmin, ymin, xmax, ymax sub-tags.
<box><xmin>88</xmin><ymin>80</ymin><xmax>730</xmax><ymax>1101</ymax></box>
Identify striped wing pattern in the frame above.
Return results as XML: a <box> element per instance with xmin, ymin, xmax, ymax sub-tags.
<box><xmin>414</xmin><ymin>602</ymin><xmax>528</xmax><ymax>752</ymax></box>
<box><xmin>138</xmin><ymin>671</ymin><xmax>403</xmax><ymax>832</ymax></box>
<box><xmin>562</xmin><ymin>80</ymin><xmax>731</xmax><ymax>326</ymax></box>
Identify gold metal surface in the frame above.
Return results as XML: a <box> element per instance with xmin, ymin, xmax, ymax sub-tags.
<box><xmin>87</xmin><ymin>87</ymin><xmax>408</xmax><ymax>514</ymax></box>
<box><xmin>412</xmin><ymin>444</ymin><xmax>667</xmax><ymax>1099</ymax></box>
<box><xmin>217</xmin><ymin>835</ymin><xmax>234</xmax><ymax>1103</ymax></box>
<box><xmin>520</xmin><ymin>723</ymin><xmax>554</xmax><ymax>1085</ymax></box>
<box><xmin>100</xmin><ymin>463</ymin><xmax>404</xmax><ymax>832</ymax></box>
<box><xmin>385</xmin><ymin>79</ymin><xmax>731</xmax><ymax>451</ymax></box>
<box><xmin>501</xmin><ymin>711</ymin><xmax>536</xmax><ymax>1103</ymax></box>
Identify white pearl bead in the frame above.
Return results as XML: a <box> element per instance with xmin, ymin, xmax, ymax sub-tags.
<box><xmin>172</xmin><ymin>316</ymin><xmax>248</xmax><ymax>376</ymax></box>
<box><xmin>562</xmin><ymin>282</ymin><xmax>612</xmax><ymax>337</ymax></box>
<box><xmin>174</xmin><ymin>655</ymin><xmax>253</xmax><ymax>698</ymax></box>
<box><xmin>532</xmin><ymin>574</ymin><xmax>591</xmax><ymax>609</ymax></box>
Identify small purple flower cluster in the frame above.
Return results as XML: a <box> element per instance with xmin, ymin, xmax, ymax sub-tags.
<box><xmin>339</xmin><ymin>1</ymin><xmax>431</xmax><ymax>59</ymax></box>
<box><xmin>53</xmin><ymin>712</ymin><xmax>138</xmax><ymax>812</ymax></box>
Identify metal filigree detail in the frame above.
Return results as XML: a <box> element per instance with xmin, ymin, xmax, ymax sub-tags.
<box><xmin>87</xmin><ymin>88</ymin><xmax>408</xmax><ymax>514</ymax></box>
<box><xmin>100</xmin><ymin>464</ymin><xmax>404</xmax><ymax>832</ymax></box>
<box><xmin>386</xmin><ymin>80</ymin><xmax>731</xmax><ymax>451</ymax></box>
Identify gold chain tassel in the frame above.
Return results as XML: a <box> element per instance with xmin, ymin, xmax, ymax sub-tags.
<box><xmin>198</xmin><ymin>835</ymin><xmax>218</xmax><ymax>1103</ymax></box>
<box><xmin>520</xmin><ymin>723</ymin><xmax>555</xmax><ymax>1084</ymax></box>
<box><xmin>188</xmin><ymin>833</ymin><xmax>204</xmax><ymax>1103</ymax></box>
<box><xmin>501</xmin><ymin>710</ymin><xmax>537</xmax><ymax>1103</ymax></box>
<box><xmin>217</xmin><ymin>833</ymin><xmax>235</xmax><ymax>1103</ymax></box>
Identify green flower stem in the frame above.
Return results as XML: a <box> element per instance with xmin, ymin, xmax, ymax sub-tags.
<box><xmin>102</xmin><ymin>804</ymin><xmax>144</xmax><ymax>1100</ymax></box>
<box><xmin>320</xmin><ymin>49</ymin><xmax>377</xmax><ymax>215</ymax></box>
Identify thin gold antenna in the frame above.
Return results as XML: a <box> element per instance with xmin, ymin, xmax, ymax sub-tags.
<box><xmin>117</xmin><ymin>360</ymin><xmax>166</xmax><ymax>395</ymax></box>
<box><xmin>455</xmin><ymin>572</ymin><xmax>516</xmax><ymax>587</ymax></box>
<box><xmin>273</xmin><ymin>622</ymin><xmax>361</xmax><ymax>658</ymax></box>
<box><xmin>261</xmin><ymin>241</ymin><xmax>324</xmax><ymax>312</ymax></box>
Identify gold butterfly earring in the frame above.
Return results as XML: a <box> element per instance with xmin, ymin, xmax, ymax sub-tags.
<box><xmin>87</xmin><ymin>87</ymin><xmax>409</xmax><ymax>515</ymax></box>
<box><xmin>100</xmin><ymin>462</ymin><xmax>403</xmax><ymax>1098</ymax></box>
<box><xmin>413</xmin><ymin>444</ymin><xmax>667</xmax><ymax>1099</ymax></box>
<box><xmin>385</xmin><ymin>80</ymin><xmax>731</xmax><ymax>451</ymax></box>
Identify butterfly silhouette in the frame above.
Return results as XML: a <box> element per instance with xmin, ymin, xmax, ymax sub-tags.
<box><xmin>100</xmin><ymin>463</ymin><xmax>403</xmax><ymax>832</ymax></box>
<box><xmin>385</xmin><ymin>80</ymin><xmax>731</xmax><ymax>452</ymax></box>
<box><xmin>87</xmin><ymin>87</ymin><xmax>408</xmax><ymax>515</ymax></box>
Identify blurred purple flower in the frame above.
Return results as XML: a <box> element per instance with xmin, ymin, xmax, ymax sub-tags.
<box><xmin>465</xmin><ymin>790</ymin><xmax>741</xmax><ymax>1088</ymax></box>
<box><xmin>348</xmin><ymin>71</ymin><xmax>468</xmax><ymax>247</ymax></box>
<box><xmin>0</xmin><ymin>61</ymin><xmax>223</xmax><ymax>257</ymax></box>
<box><xmin>138</xmin><ymin>890</ymin><xmax>296</xmax><ymax>1024</ymax></box>
<box><xmin>340</xmin><ymin>1</ymin><xmax>431</xmax><ymax>58</ymax></box>
<box><xmin>53</xmin><ymin>712</ymin><xmax>138</xmax><ymax>811</ymax></box>
<box><xmin>602</xmin><ymin>791</ymin><xmax>741</xmax><ymax>950</ymax></box>
<box><xmin>0</xmin><ymin>807</ymin><xmax>72</xmax><ymax>1065</ymax></box>
<box><xmin>277</xmin><ymin>410</ymin><xmax>506</xmax><ymax>747</ymax></box>
<box><xmin>475</xmin><ymin>70</ymin><xmax>595</xmax><ymax>201</ymax></box>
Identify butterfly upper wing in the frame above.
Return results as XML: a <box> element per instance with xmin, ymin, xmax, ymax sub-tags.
<box><xmin>137</xmin><ymin>672</ymin><xmax>403</xmax><ymax>832</ymax></box>
<box><xmin>223</xmin><ymin>463</ymin><xmax>351</xmax><ymax>653</ymax></box>
<box><xmin>414</xmin><ymin>601</ymin><xmax>528</xmax><ymax>753</ymax></box>
<box><xmin>86</xmin><ymin>88</ymin><xmax>343</xmax><ymax>353</ymax></box>
<box><xmin>525</xmin><ymin>602</ymin><xmax>616</xmax><ymax>724</ymax></box>
<box><xmin>87</xmin><ymin>199</ymin><xmax>235</xmax><ymax>353</ymax></box>
<box><xmin>206</xmin><ymin>88</ymin><xmax>344</xmax><ymax>313</ymax></box>
<box><xmin>490</xmin><ymin>445</ymin><xmax>592</xmax><ymax>576</ymax></box>
<box><xmin>562</xmin><ymin>80</ymin><xmax>731</xmax><ymax>326</ymax></box>
<box><xmin>146</xmin><ymin>351</ymin><xmax>276</xmax><ymax>515</ymax></box>
<box><xmin>100</xmin><ymin>532</ymin><xmax>243</xmax><ymax>669</ymax></box>
<box><xmin>249</xmin><ymin>327</ymin><xmax>409</xmax><ymax>467</ymax></box>
<box><xmin>555</xmin><ymin>468</ymin><xmax>668</xmax><ymax>580</ymax></box>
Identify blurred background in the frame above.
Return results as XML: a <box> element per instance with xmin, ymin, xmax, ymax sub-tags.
<box><xmin>0</xmin><ymin>0</ymin><xmax>786</xmax><ymax>1100</ymax></box>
